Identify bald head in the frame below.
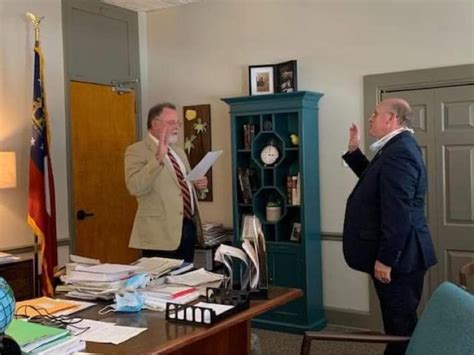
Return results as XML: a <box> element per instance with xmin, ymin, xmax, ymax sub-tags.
<box><xmin>380</xmin><ymin>98</ymin><xmax>413</xmax><ymax>127</ymax></box>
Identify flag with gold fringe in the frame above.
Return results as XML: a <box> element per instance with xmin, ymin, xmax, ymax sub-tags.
<box><xmin>27</xmin><ymin>40</ymin><xmax>57</xmax><ymax>297</ymax></box>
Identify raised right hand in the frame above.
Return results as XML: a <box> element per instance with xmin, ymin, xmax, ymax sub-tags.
<box><xmin>348</xmin><ymin>123</ymin><xmax>360</xmax><ymax>153</ymax></box>
<box><xmin>156</xmin><ymin>125</ymin><xmax>169</xmax><ymax>162</ymax></box>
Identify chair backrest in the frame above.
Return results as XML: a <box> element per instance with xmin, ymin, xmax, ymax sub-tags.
<box><xmin>406</xmin><ymin>282</ymin><xmax>474</xmax><ymax>355</ymax></box>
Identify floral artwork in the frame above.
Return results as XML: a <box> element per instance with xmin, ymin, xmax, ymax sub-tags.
<box><xmin>184</xmin><ymin>134</ymin><xmax>197</xmax><ymax>155</ymax></box>
<box><xmin>183</xmin><ymin>104</ymin><xmax>213</xmax><ymax>201</ymax></box>
<box><xmin>193</xmin><ymin>118</ymin><xmax>208</xmax><ymax>134</ymax></box>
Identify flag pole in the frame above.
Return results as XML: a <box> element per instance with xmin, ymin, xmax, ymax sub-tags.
<box><xmin>26</xmin><ymin>11</ymin><xmax>44</xmax><ymax>297</ymax></box>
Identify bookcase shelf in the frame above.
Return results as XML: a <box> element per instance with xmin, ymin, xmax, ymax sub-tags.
<box><xmin>222</xmin><ymin>91</ymin><xmax>326</xmax><ymax>333</ymax></box>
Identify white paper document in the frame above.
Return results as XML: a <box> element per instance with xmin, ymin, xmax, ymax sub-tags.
<box><xmin>186</xmin><ymin>150</ymin><xmax>223</xmax><ymax>181</ymax></box>
<box><xmin>70</xmin><ymin>319</ymin><xmax>147</xmax><ymax>345</ymax></box>
<box><xmin>74</xmin><ymin>263</ymin><xmax>143</xmax><ymax>274</ymax></box>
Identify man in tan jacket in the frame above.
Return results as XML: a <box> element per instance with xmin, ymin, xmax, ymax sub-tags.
<box><xmin>124</xmin><ymin>103</ymin><xmax>207</xmax><ymax>262</ymax></box>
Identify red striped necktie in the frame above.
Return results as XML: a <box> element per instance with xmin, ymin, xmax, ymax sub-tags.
<box><xmin>167</xmin><ymin>149</ymin><xmax>193</xmax><ymax>219</ymax></box>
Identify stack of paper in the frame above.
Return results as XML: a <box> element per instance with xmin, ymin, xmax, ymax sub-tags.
<box><xmin>132</xmin><ymin>257</ymin><xmax>184</xmax><ymax>283</ymax></box>
<box><xmin>166</xmin><ymin>268</ymin><xmax>223</xmax><ymax>287</ymax></box>
<box><xmin>142</xmin><ymin>285</ymin><xmax>200</xmax><ymax>311</ymax></box>
<box><xmin>6</xmin><ymin>319</ymin><xmax>69</xmax><ymax>353</ymax></box>
<box><xmin>202</xmin><ymin>223</ymin><xmax>230</xmax><ymax>246</ymax></box>
<box><xmin>214</xmin><ymin>216</ymin><xmax>267</xmax><ymax>291</ymax></box>
<box><xmin>30</xmin><ymin>336</ymin><xmax>85</xmax><ymax>355</ymax></box>
<box><xmin>60</xmin><ymin>263</ymin><xmax>144</xmax><ymax>300</ymax></box>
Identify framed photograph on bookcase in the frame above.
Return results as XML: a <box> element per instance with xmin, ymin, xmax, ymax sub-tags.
<box><xmin>275</xmin><ymin>60</ymin><xmax>297</xmax><ymax>93</ymax></box>
<box><xmin>249</xmin><ymin>65</ymin><xmax>275</xmax><ymax>96</ymax></box>
<box><xmin>290</xmin><ymin>222</ymin><xmax>301</xmax><ymax>242</ymax></box>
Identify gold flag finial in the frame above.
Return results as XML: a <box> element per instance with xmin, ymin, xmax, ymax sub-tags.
<box><xmin>26</xmin><ymin>12</ymin><xmax>44</xmax><ymax>43</ymax></box>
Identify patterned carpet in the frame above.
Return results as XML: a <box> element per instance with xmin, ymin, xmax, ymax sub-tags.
<box><xmin>254</xmin><ymin>327</ymin><xmax>386</xmax><ymax>355</ymax></box>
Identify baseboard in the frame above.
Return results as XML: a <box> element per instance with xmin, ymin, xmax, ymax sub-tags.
<box><xmin>251</xmin><ymin>317</ymin><xmax>326</xmax><ymax>334</ymax></box>
<box><xmin>324</xmin><ymin>306</ymin><xmax>373</xmax><ymax>330</ymax></box>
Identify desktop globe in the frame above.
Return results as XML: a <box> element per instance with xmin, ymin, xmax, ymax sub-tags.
<box><xmin>0</xmin><ymin>277</ymin><xmax>20</xmax><ymax>354</ymax></box>
<box><xmin>0</xmin><ymin>277</ymin><xmax>14</xmax><ymax>333</ymax></box>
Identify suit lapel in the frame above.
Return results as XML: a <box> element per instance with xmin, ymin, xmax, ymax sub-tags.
<box><xmin>349</xmin><ymin>131</ymin><xmax>410</xmax><ymax>196</ymax></box>
<box><xmin>144</xmin><ymin>135</ymin><xmax>180</xmax><ymax>188</ymax></box>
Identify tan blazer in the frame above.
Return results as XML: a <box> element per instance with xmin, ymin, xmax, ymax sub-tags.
<box><xmin>124</xmin><ymin>134</ymin><xmax>203</xmax><ymax>251</ymax></box>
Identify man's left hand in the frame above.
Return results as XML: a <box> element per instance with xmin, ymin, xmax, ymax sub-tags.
<box><xmin>374</xmin><ymin>260</ymin><xmax>392</xmax><ymax>284</ymax></box>
<box><xmin>193</xmin><ymin>177</ymin><xmax>208</xmax><ymax>190</ymax></box>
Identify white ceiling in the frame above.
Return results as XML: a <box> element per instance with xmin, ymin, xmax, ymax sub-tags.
<box><xmin>101</xmin><ymin>0</ymin><xmax>201</xmax><ymax>12</ymax></box>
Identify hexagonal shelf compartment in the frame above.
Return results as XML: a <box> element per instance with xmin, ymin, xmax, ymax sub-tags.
<box><xmin>253</xmin><ymin>187</ymin><xmax>286</xmax><ymax>224</ymax></box>
<box><xmin>251</xmin><ymin>132</ymin><xmax>284</xmax><ymax>169</ymax></box>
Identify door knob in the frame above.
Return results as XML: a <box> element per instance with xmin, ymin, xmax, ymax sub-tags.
<box><xmin>77</xmin><ymin>209</ymin><xmax>94</xmax><ymax>220</ymax></box>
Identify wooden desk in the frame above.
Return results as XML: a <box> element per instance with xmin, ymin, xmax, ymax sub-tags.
<box><xmin>0</xmin><ymin>258</ymin><xmax>34</xmax><ymax>301</ymax></box>
<box><xmin>78</xmin><ymin>287</ymin><xmax>302</xmax><ymax>354</ymax></box>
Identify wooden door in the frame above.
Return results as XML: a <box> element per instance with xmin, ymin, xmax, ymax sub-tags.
<box><xmin>70</xmin><ymin>81</ymin><xmax>139</xmax><ymax>263</ymax></box>
<box><xmin>433</xmin><ymin>85</ymin><xmax>474</xmax><ymax>284</ymax></box>
<box><xmin>382</xmin><ymin>89</ymin><xmax>438</xmax><ymax>311</ymax></box>
<box><xmin>383</xmin><ymin>84</ymin><xmax>474</xmax><ymax>292</ymax></box>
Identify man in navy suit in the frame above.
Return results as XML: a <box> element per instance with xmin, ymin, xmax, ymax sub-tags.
<box><xmin>342</xmin><ymin>98</ymin><xmax>437</xmax><ymax>355</ymax></box>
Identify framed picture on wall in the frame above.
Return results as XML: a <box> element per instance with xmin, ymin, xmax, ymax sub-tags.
<box><xmin>275</xmin><ymin>60</ymin><xmax>297</xmax><ymax>93</ymax></box>
<box><xmin>249</xmin><ymin>65</ymin><xmax>275</xmax><ymax>96</ymax></box>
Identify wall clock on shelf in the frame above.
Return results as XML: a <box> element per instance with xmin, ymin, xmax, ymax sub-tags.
<box><xmin>260</xmin><ymin>141</ymin><xmax>279</xmax><ymax>166</ymax></box>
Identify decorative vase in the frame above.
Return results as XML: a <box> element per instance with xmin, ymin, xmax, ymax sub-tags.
<box><xmin>266</xmin><ymin>206</ymin><xmax>281</xmax><ymax>222</ymax></box>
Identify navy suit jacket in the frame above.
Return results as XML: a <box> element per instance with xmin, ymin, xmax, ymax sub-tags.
<box><xmin>342</xmin><ymin>131</ymin><xmax>437</xmax><ymax>274</ymax></box>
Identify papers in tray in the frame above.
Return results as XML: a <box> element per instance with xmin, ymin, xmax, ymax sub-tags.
<box><xmin>215</xmin><ymin>215</ymin><xmax>268</xmax><ymax>291</ymax></box>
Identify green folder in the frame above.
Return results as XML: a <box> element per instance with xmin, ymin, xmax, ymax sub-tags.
<box><xmin>5</xmin><ymin>319</ymin><xmax>69</xmax><ymax>353</ymax></box>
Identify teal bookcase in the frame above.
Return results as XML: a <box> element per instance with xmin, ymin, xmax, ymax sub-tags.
<box><xmin>222</xmin><ymin>91</ymin><xmax>326</xmax><ymax>333</ymax></box>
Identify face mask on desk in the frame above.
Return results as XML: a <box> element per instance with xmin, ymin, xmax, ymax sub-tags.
<box><xmin>99</xmin><ymin>291</ymin><xmax>145</xmax><ymax>314</ymax></box>
<box><xmin>125</xmin><ymin>273</ymin><xmax>149</xmax><ymax>290</ymax></box>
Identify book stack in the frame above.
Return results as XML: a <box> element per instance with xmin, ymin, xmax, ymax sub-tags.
<box><xmin>242</xmin><ymin>123</ymin><xmax>255</xmax><ymax>150</ymax></box>
<box><xmin>238</xmin><ymin>168</ymin><xmax>257</xmax><ymax>204</ymax></box>
<box><xmin>5</xmin><ymin>319</ymin><xmax>85</xmax><ymax>354</ymax></box>
<box><xmin>142</xmin><ymin>285</ymin><xmax>200</xmax><ymax>311</ymax></box>
<box><xmin>286</xmin><ymin>173</ymin><xmax>300</xmax><ymax>205</ymax></box>
<box><xmin>59</xmin><ymin>263</ymin><xmax>145</xmax><ymax>300</ymax></box>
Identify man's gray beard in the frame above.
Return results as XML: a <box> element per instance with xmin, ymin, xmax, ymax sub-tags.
<box><xmin>168</xmin><ymin>134</ymin><xmax>179</xmax><ymax>144</ymax></box>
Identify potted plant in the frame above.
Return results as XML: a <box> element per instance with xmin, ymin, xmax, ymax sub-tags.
<box><xmin>266</xmin><ymin>197</ymin><xmax>282</xmax><ymax>222</ymax></box>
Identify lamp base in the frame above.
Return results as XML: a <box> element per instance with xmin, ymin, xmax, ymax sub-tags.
<box><xmin>0</xmin><ymin>333</ymin><xmax>21</xmax><ymax>355</ymax></box>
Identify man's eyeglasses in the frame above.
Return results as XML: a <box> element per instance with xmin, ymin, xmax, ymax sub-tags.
<box><xmin>371</xmin><ymin>111</ymin><xmax>396</xmax><ymax>119</ymax></box>
<box><xmin>155</xmin><ymin>118</ymin><xmax>182</xmax><ymax>127</ymax></box>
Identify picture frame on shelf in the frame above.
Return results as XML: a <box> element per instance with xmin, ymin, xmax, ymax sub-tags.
<box><xmin>249</xmin><ymin>65</ymin><xmax>275</xmax><ymax>96</ymax></box>
<box><xmin>275</xmin><ymin>60</ymin><xmax>297</xmax><ymax>93</ymax></box>
<box><xmin>290</xmin><ymin>222</ymin><xmax>301</xmax><ymax>242</ymax></box>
